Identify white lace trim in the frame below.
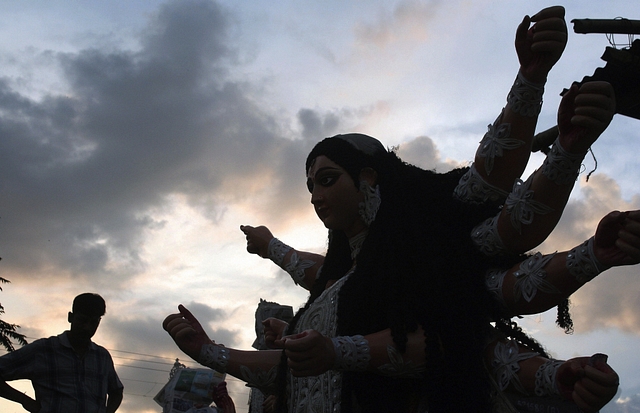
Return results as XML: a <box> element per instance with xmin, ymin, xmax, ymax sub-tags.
<box><xmin>541</xmin><ymin>138</ymin><xmax>584</xmax><ymax>185</ymax></box>
<box><xmin>332</xmin><ymin>335</ymin><xmax>371</xmax><ymax>371</ymax></box>
<box><xmin>566</xmin><ymin>237</ymin><xmax>608</xmax><ymax>284</ymax></box>
<box><xmin>454</xmin><ymin>164</ymin><xmax>509</xmax><ymax>204</ymax></box>
<box><xmin>199</xmin><ymin>343</ymin><xmax>230</xmax><ymax>373</ymax></box>
<box><xmin>505</xmin><ymin>175</ymin><xmax>554</xmax><ymax>234</ymax></box>
<box><xmin>507</xmin><ymin>70</ymin><xmax>544</xmax><ymax>117</ymax></box>
<box><xmin>268</xmin><ymin>238</ymin><xmax>291</xmax><ymax>267</ymax></box>
<box><xmin>492</xmin><ymin>340</ymin><xmax>539</xmax><ymax>394</ymax></box>
<box><xmin>284</xmin><ymin>251</ymin><xmax>316</xmax><ymax>286</ymax></box>
<box><xmin>472</xmin><ymin>216</ymin><xmax>507</xmax><ymax>256</ymax></box>
<box><xmin>289</xmin><ymin>272</ymin><xmax>353</xmax><ymax>413</ymax></box>
<box><xmin>378</xmin><ymin>345</ymin><xmax>426</xmax><ymax>378</ymax></box>
<box><xmin>534</xmin><ymin>359</ymin><xmax>563</xmax><ymax>397</ymax></box>
<box><xmin>269</xmin><ymin>238</ymin><xmax>316</xmax><ymax>287</ymax></box>
<box><xmin>477</xmin><ymin>111</ymin><xmax>524</xmax><ymax>176</ymax></box>
<box><xmin>513</xmin><ymin>252</ymin><xmax>560</xmax><ymax>303</ymax></box>
<box><xmin>485</xmin><ymin>269</ymin><xmax>508</xmax><ymax>311</ymax></box>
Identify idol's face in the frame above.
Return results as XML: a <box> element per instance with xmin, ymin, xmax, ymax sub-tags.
<box><xmin>307</xmin><ymin>155</ymin><xmax>366</xmax><ymax>238</ymax></box>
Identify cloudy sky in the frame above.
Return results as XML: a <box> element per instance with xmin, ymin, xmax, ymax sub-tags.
<box><xmin>1</xmin><ymin>1</ymin><xmax>639</xmax><ymax>412</ymax></box>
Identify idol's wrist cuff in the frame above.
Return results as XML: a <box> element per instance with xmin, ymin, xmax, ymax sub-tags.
<box><xmin>199</xmin><ymin>343</ymin><xmax>230</xmax><ymax>373</ymax></box>
<box><xmin>267</xmin><ymin>238</ymin><xmax>291</xmax><ymax>267</ymax></box>
<box><xmin>331</xmin><ymin>335</ymin><xmax>371</xmax><ymax>371</ymax></box>
<box><xmin>507</xmin><ymin>70</ymin><xmax>545</xmax><ymax>117</ymax></box>
<box><xmin>566</xmin><ymin>237</ymin><xmax>609</xmax><ymax>285</ymax></box>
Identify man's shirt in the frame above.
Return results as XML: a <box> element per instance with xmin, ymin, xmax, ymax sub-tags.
<box><xmin>0</xmin><ymin>331</ymin><xmax>123</xmax><ymax>413</ymax></box>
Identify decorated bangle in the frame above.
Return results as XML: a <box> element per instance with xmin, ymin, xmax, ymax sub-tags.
<box><xmin>541</xmin><ymin>137</ymin><xmax>585</xmax><ymax>185</ymax></box>
<box><xmin>332</xmin><ymin>335</ymin><xmax>371</xmax><ymax>371</ymax></box>
<box><xmin>566</xmin><ymin>237</ymin><xmax>609</xmax><ymax>284</ymax></box>
<box><xmin>507</xmin><ymin>70</ymin><xmax>545</xmax><ymax>117</ymax></box>
<box><xmin>199</xmin><ymin>343</ymin><xmax>230</xmax><ymax>373</ymax></box>
<box><xmin>534</xmin><ymin>359</ymin><xmax>564</xmax><ymax>397</ymax></box>
<box><xmin>267</xmin><ymin>238</ymin><xmax>292</xmax><ymax>267</ymax></box>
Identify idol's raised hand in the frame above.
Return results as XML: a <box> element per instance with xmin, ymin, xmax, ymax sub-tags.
<box><xmin>594</xmin><ymin>210</ymin><xmax>640</xmax><ymax>267</ymax></box>
<box><xmin>240</xmin><ymin>225</ymin><xmax>274</xmax><ymax>258</ymax></box>
<box><xmin>162</xmin><ymin>304</ymin><xmax>214</xmax><ymax>361</ymax></box>
<box><xmin>516</xmin><ymin>6</ymin><xmax>567</xmax><ymax>83</ymax></box>
<box><xmin>558</xmin><ymin>81</ymin><xmax>616</xmax><ymax>153</ymax></box>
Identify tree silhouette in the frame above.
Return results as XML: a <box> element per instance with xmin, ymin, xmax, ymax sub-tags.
<box><xmin>0</xmin><ymin>273</ymin><xmax>28</xmax><ymax>351</ymax></box>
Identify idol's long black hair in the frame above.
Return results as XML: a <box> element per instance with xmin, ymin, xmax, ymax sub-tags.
<box><xmin>276</xmin><ymin>135</ymin><xmax>550</xmax><ymax>413</ymax></box>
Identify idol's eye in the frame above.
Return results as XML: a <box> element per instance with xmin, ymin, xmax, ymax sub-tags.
<box><xmin>318</xmin><ymin>173</ymin><xmax>339</xmax><ymax>187</ymax></box>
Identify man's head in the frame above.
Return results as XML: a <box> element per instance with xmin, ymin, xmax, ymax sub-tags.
<box><xmin>72</xmin><ymin>293</ymin><xmax>106</xmax><ymax>317</ymax></box>
<box><xmin>68</xmin><ymin>293</ymin><xmax>106</xmax><ymax>342</ymax></box>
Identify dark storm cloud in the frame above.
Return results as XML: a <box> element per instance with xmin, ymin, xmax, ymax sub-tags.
<box><xmin>104</xmin><ymin>300</ymin><xmax>239</xmax><ymax>355</ymax></box>
<box><xmin>0</xmin><ymin>0</ymin><xmax>316</xmax><ymax>282</ymax></box>
<box><xmin>297</xmin><ymin>108</ymin><xmax>341</xmax><ymax>140</ymax></box>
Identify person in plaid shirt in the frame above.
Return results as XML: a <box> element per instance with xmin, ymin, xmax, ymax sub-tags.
<box><xmin>0</xmin><ymin>293</ymin><xmax>124</xmax><ymax>412</ymax></box>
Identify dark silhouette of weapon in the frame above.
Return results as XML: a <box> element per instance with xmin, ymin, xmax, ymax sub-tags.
<box><xmin>532</xmin><ymin>18</ymin><xmax>640</xmax><ymax>153</ymax></box>
<box><xmin>572</xmin><ymin>18</ymin><xmax>640</xmax><ymax>35</ymax></box>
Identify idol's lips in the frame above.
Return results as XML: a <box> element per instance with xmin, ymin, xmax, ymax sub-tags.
<box><xmin>316</xmin><ymin>207</ymin><xmax>328</xmax><ymax>219</ymax></box>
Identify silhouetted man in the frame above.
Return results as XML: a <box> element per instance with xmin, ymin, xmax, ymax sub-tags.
<box><xmin>0</xmin><ymin>293</ymin><xmax>123</xmax><ymax>412</ymax></box>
